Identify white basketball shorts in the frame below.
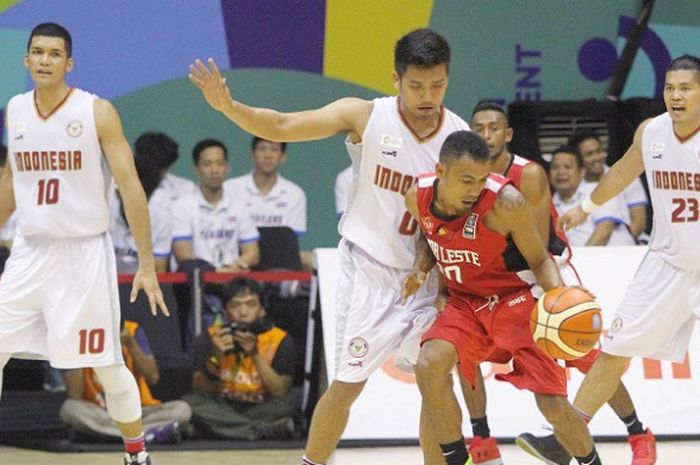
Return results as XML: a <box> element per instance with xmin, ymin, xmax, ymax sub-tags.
<box><xmin>0</xmin><ymin>233</ymin><xmax>124</xmax><ymax>368</ymax></box>
<box><xmin>602</xmin><ymin>249</ymin><xmax>700</xmax><ymax>362</ymax></box>
<box><xmin>334</xmin><ymin>239</ymin><xmax>438</xmax><ymax>383</ymax></box>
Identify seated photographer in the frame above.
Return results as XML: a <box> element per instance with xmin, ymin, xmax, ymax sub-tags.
<box><xmin>60</xmin><ymin>320</ymin><xmax>193</xmax><ymax>444</ymax></box>
<box><xmin>184</xmin><ymin>277</ymin><xmax>297</xmax><ymax>440</ymax></box>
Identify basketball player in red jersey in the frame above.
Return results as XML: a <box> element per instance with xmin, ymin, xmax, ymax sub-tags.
<box><xmin>457</xmin><ymin>104</ymin><xmax>655</xmax><ymax>465</ymax></box>
<box><xmin>0</xmin><ymin>23</ymin><xmax>167</xmax><ymax>465</ymax></box>
<box><xmin>404</xmin><ymin>131</ymin><xmax>602</xmax><ymax>465</ymax></box>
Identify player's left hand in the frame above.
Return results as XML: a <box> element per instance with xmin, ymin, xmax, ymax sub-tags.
<box><xmin>131</xmin><ymin>268</ymin><xmax>170</xmax><ymax>317</ymax></box>
<box><xmin>401</xmin><ymin>270</ymin><xmax>427</xmax><ymax>304</ymax></box>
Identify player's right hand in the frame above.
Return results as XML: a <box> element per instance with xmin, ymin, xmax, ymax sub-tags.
<box><xmin>189</xmin><ymin>58</ymin><xmax>233</xmax><ymax>114</ymax></box>
<box><xmin>557</xmin><ymin>205</ymin><xmax>588</xmax><ymax>232</ymax></box>
<box><xmin>401</xmin><ymin>270</ymin><xmax>427</xmax><ymax>304</ymax></box>
<box><xmin>131</xmin><ymin>267</ymin><xmax>170</xmax><ymax>317</ymax></box>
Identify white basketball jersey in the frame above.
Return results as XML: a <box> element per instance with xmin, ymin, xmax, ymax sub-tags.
<box><xmin>339</xmin><ymin>96</ymin><xmax>470</xmax><ymax>269</ymax></box>
<box><xmin>642</xmin><ymin>113</ymin><xmax>700</xmax><ymax>271</ymax></box>
<box><xmin>6</xmin><ymin>89</ymin><xmax>111</xmax><ymax>237</ymax></box>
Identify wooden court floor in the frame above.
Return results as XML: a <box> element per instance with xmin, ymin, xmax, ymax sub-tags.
<box><xmin>1</xmin><ymin>441</ymin><xmax>698</xmax><ymax>465</ymax></box>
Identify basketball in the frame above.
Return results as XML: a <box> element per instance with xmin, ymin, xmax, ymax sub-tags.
<box><xmin>530</xmin><ymin>286</ymin><xmax>602</xmax><ymax>360</ymax></box>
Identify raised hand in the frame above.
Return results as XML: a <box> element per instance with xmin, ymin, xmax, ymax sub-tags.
<box><xmin>557</xmin><ymin>205</ymin><xmax>588</xmax><ymax>232</ymax></box>
<box><xmin>189</xmin><ymin>58</ymin><xmax>233</xmax><ymax>113</ymax></box>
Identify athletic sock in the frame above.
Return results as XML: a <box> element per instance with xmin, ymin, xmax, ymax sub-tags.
<box><xmin>575</xmin><ymin>448</ymin><xmax>602</xmax><ymax>465</ymax></box>
<box><xmin>620</xmin><ymin>410</ymin><xmax>645</xmax><ymax>435</ymax></box>
<box><xmin>574</xmin><ymin>406</ymin><xmax>593</xmax><ymax>424</ymax></box>
<box><xmin>440</xmin><ymin>438</ymin><xmax>470</xmax><ymax>465</ymax></box>
<box><xmin>301</xmin><ymin>455</ymin><xmax>324</xmax><ymax>465</ymax></box>
<box><xmin>471</xmin><ymin>415</ymin><xmax>491</xmax><ymax>438</ymax></box>
<box><xmin>123</xmin><ymin>434</ymin><xmax>146</xmax><ymax>454</ymax></box>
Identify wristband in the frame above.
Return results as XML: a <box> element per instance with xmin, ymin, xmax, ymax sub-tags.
<box><xmin>581</xmin><ymin>195</ymin><xmax>601</xmax><ymax>214</ymax></box>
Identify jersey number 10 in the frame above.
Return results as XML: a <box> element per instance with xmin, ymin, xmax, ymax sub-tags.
<box><xmin>37</xmin><ymin>178</ymin><xmax>60</xmax><ymax>205</ymax></box>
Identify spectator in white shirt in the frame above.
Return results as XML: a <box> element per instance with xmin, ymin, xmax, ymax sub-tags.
<box><xmin>549</xmin><ymin>146</ymin><xmax>635</xmax><ymax>246</ymax></box>
<box><xmin>111</xmin><ymin>155</ymin><xmax>172</xmax><ymax>273</ymax></box>
<box><xmin>568</xmin><ymin>131</ymin><xmax>648</xmax><ymax>240</ymax></box>
<box><xmin>172</xmin><ymin>139</ymin><xmax>260</xmax><ymax>272</ymax></box>
<box><xmin>224</xmin><ymin>137</ymin><xmax>306</xmax><ymax>236</ymax></box>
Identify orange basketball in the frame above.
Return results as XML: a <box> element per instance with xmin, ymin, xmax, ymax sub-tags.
<box><xmin>530</xmin><ymin>286</ymin><xmax>602</xmax><ymax>360</ymax></box>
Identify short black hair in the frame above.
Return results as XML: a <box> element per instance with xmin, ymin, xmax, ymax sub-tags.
<box><xmin>220</xmin><ymin>277</ymin><xmax>264</xmax><ymax>306</ymax></box>
<box><xmin>439</xmin><ymin>130</ymin><xmax>490</xmax><ymax>163</ymax></box>
<box><xmin>119</xmin><ymin>154</ymin><xmax>163</xmax><ymax>222</ymax></box>
<box><xmin>0</xmin><ymin>144</ymin><xmax>7</xmax><ymax>167</ymax></box>
<box><xmin>394</xmin><ymin>28</ymin><xmax>450</xmax><ymax>77</ymax></box>
<box><xmin>551</xmin><ymin>145</ymin><xmax>583</xmax><ymax>168</ymax></box>
<box><xmin>192</xmin><ymin>138</ymin><xmax>228</xmax><ymax>164</ymax></box>
<box><xmin>28</xmin><ymin>22</ymin><xmax>72</xmax><ymax>58</ymax></box>
<box><xmin>667</xmin><ymin>54</ymin><xmax>700</xmax><ymax>83</ymax></box>
<box><xmin>251</xmin><ymin>136</ymin><xmax>286</xmax><ymax>153</ymax></box>
<box><xmin>471</xmin><ymin>101</ymin><xmax>509</xmax><ymax>124</ymax></box>
<box><xmin>567</xmin><ymin>131</ymin><xmax>600</xmax><ymax>149</ymax></box>
<box><xmin>135</xmin><ymin>132</ymin><xmax>179</xmax><ymax>170</ymax></box>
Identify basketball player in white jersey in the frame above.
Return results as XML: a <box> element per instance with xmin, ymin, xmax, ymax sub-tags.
<box><xmin>521</xmin><ymin>54</ymin><xmax>700</xmax><ymax>465</ymax></box>
<box><xmin>190</xmin><ymin>28</ymin><xmax>469</xmax><ymax>465</ymax></box>
<box><xmin>0</xmin><ymin>23</ymin><xmax>167</xmax><ymax>465</ymax></box>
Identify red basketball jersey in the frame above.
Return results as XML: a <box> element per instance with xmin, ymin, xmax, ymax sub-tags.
<box><xmin>504</xmin><ymin>154</ymin><xmax>569</xmax><ymax>257</ymax></box>
<box><xmin>416</xmin><ymin>173</ymin><xmax>531</xmax><ymax>300</ymax></box>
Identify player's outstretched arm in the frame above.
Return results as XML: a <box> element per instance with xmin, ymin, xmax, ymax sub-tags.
<box><xmin>95</xmin><ymin>99</ymin><xmax>168</xmax><ymax>317</ymax></box>
<box><xmin>494</xmin><ymin>185</ymin><xmax>563</xmax><ymax>291</ymax></box>
<box><xmin>188</xmin><ymin>58</ymin><xmax>372</xmax><ymax>143</ymax></box>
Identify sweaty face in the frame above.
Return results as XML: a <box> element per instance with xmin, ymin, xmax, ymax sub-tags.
<box><xmin>664</xmin><ymin>69</ymin><xmax>700</xmax><ymax>128</ymax></box>
<box><xmin>395</xmin><ymin>64</ymin><xmax>449</xmax><ymax>119</ymax></box>
<box><xmin>25</xmin><ymin>36</ymin><xmax>72</xmax><ymax>88</ymax></box>
<box><xmin>195</xmin><ymin>146</ymin><xmax>229</xmax><ymax>190</ymax></box>
<box><xmin>577</xmin><ymin>138</ymin><xmax>606</xmax><ymax>178</ymax></box>
<box><xmin>471</xmin><ymin>110</ymin><xmax>513</xmax><ymax>159</ymax></box>
<box><xmin>549</xmin><ymin>152</ymin><xmax>582</xmax><ymax>196</ymax></box>
<box><xmin>226</xmin><ymin>291</ymin><xmax>264</xmax><ymax>324</ymax></box>
<box><xmin>251</xmin><ymin>140</ymin><xmax>286</xmax><ymax>175</ymax></box>
<box><xmin>437</xmin><ymin>156</ymin><xmax>491</xmax><ymax>216</ymax></box>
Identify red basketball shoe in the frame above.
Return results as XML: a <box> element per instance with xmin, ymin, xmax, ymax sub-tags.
<box><xmin>467</xmin><ymin>436</ymin><xmax>503</xmax><ymax>465</ymax></box>
<box><xmin>628</xmin><ymin>428</ymin><xmax>656</xmax><ymax>465</ymax></box>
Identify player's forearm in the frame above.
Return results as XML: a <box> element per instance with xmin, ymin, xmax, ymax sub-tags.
<box><xmin>120</xmin><ymin>186</ymin><xmax>155</xmax><ymax>268</ymax></box>
<box><xmin>413</xmin><ymin>233</ymin><xmax>437</xmax><ymax>273</ymax></box>
<box><xmin>220</xmin><ymin>100</ymin><xmax>288</xmax><ymax>142</ymax></box>
<box><xmin>532</xmin><ymin>258</ymin><xmax>564</xmax><ymax>291</ymax></box>
<box><xmin>590</xmin><ymin>152</ymin><xmax>644</xmax><ymax>207</ymax></box>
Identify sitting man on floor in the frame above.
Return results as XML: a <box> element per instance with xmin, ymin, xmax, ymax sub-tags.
<box><xmin>184</xmin><ymin>277</ymin><xmax>297</xmax><ymax>440</ymax></box>
<box><xmin>60</xmin><ymin>320</ymin><xmax>193</xmax><ymax>444</ymax></box>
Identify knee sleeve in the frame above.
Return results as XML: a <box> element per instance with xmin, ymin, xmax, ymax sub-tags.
<box><xmin>93</xmin><ymin>364</ymin><xmax>142</xmax><ymax>423</ymax></box>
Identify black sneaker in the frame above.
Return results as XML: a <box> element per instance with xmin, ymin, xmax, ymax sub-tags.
<box><xmin>124</xmin><ymin>451</ymin><xmax>152</xmax><ymax>465</ymax></box>
<box><xmin>516</xmin><ymin>433</ymin><xmax>572</xmax><ymax>465</ymax></box>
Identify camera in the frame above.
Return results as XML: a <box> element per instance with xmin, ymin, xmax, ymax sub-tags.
<box><xmin>224</xmin><ymin>317</ymin><xmax>274</xmax><ymax>355</ymax></box>
<box><xmin>229</xmin><ymin>317</ymin><xmax>273</xmax><ymax>335</ymax></box>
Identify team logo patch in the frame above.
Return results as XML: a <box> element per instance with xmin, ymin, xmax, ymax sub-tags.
<box><xmin>66</xmin><ymin>120</ymin><xmax>83</xmax><ymax>137</ymax></box>
<box><xmin>650</xmin><ymin>142</ymin><xmax>664</xmax><ymax>160</ymax></box>
<box><xmin>14</xmin><ymin>122</ymin><xmax>27</xmax><ymax>134</ymax></box>
<box><xmin>380</xmin><ymin>134</ymin><xmax>403</xmax><ymax>149</ymax></box>
<box><xmin>462</xmin><ymin>213</ymin><xmax>479</xmax><ymax>239</ymax></box>
<box><xmin>348</xmin><ymin>337</ymin><xmax>369</xmax><ymax>358</ymax></box>
<box><xmin>610</xmin><ymin>316</ymin><xmax>623</xmax><ymax>333</ymax></box>
<box><xmin>437</xmin><ymin>226</ymin><xmax>446</xmax><ymax>236</ymax></box>
<box><xmin>421</xmin><ymin>216</ymin><xmax>434</xmax><ymax>235</ymax></box>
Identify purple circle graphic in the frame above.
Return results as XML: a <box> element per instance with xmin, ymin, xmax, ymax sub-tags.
<box><xmin>578</xmin><ymin>38</ymin><xmax>618</xmax><ymax>82</ymax></box>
